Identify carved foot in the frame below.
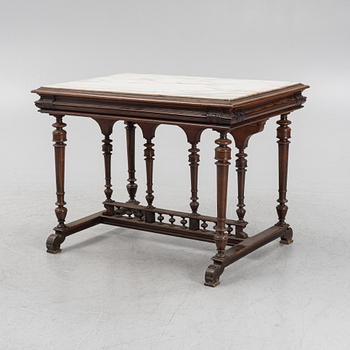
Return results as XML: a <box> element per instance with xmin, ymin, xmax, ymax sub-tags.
<box><xmin>46</xmin><ymin>233</ymin><xmax>65</xmax><ymax>254</ymax></box>
<box><xmin>204</xmin><ymin>263</ymin><xmax>225</xmax><ymax>287</ymax></box>
<box><xmin>280</xmin><ymin>227</ymin><xmax>293</xmax><ymax>245</ymax></box>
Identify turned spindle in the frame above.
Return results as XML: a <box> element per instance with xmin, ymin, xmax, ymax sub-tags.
<box><xmin>188</xmin><ymin>141</ymin><xmax>200</xmax><ymax>230</ymax></box>
<box><xmin>204</xmin><ymin>131</ymin><xmax>231</xmax><ymax>287</ymax></box>
<box><xmin>276</xmin><ymin>114</ymin><xmax>291</xmax><ymax>225</ymax></box>
<box><xmin>139</xmin><ymin>122</ymin><xmax>158</xmax><ymax>223</ymax></box>
<box><xmin>182</xmin><ymin>127</ymin><xmax>203</xmax><ymax>230</ymax></box>
<box><xmin>53</xmin><ymin>115</ymin><xmax>67</xmax><ymax>230</ymax></box>
<box><xmin>99</xmin><ymin>121</ymin><xmax>116</xmax><ymax>215</ymax></box>
<box><xmin>46</xmin><ymin>115</ymin><xmax>68</xmax><ymax>253</ymax></box>
<box><xmin>125</xmin><ymin>121</ymin><xmax>138</xmax><ymax>203</ymax></box>
<box><xmin>234</xmin><ymin>147</ymin><xmax>248</xmax><ymax>238</ymax></box>
<box><xmin>188</xmin><ymin>142</ymin><xmax>200</xmax><ymax>214</ymax></box>
<box><xmin>231</xmin><ymin>122</ymin><xmax>266</xmax><ymax>238</ymax></box>
<box><xmin>213</xmin><ymin>131</ymin><xmax>231</xmax><ymax>256</ymax></box>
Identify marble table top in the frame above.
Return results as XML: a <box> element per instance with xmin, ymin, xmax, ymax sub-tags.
<box><xmin>43</xmin><ymin>73</ymin><xmax>301</xmax><ymax>102</ymax></box>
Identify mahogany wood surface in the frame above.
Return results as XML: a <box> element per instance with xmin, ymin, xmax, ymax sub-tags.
<box><xmin>33</xmin><ymin>74</ymin><xmax>308</xmax><ymax>286</ymax></box>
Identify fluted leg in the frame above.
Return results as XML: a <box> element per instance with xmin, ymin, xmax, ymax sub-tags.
<box><xmin>125</xmin><ymin>122</ymin><xmax>138</xmax><ymax>203</ymax></box>
<box><xmin>46</xmin><ymin>115</ymin><xmax>67</xmax><ymax>253</ymax></box>
<box><xmin>205</xmin><ymin>131</ymin><xmax>231</xmax><ymax>286</ymax></box>
<box><xmin>276</xmin><ymin>114</ymin><xmax>293</xmax><ymax>244</ymax></box>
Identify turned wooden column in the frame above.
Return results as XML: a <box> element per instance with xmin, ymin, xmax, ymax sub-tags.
<box><xmin>214</xmin><ymin>131</ymin><xmax>231</xmax><ymax>256</ymax></box>
<box><xmin>204</xmin><ymin>131</ymin><xmax>231</xmax><ymax>287</ymax></box>
<box><xmin>276</xmin><ymin>114</ymin><xmax>291</xmax><ymax>224</ymax></box>
<box><xmin>182</xmin><ymin>126</ymin><xmax>204</xmax><ymax>230</ymax></box>
<box><xmin>230</xmin><ymin>122</ymin><xmax>266</xmax><ymax>238</ymax></box>
<box><xmin>276</xmin><ymin>114</ymin><xmax>293</xmax><ymax>244</ymax></box>
<box><xmin>46</xmin><ymin>115</ymin><xmax>68</xmax><ymax>253</ymax></box>
<box><xmin>139</xmin><ymin>122</ymin><xmax>158</xmax><ymax>223</ymax></box>
<box><xmin>53</xmin><ymin>115</ymin><xmax>68</xmax><ymax>230</ymax></box>
<box><xmin>99</xmin><ymin>120</ymin><xmax>116</xmax><ymax>216</ymax></box>
<box><xmin>125</xmin><ymin>121</ymin><xmax>138</xmax><ymax>203</ymax></box>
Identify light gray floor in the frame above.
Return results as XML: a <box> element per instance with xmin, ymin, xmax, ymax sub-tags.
<box><xmin>1</xmin><ymin>182</ymin><xmax>349</xmax><ymax>350</ymax></box>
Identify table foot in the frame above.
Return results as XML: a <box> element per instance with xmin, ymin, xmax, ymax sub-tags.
<box><xmin>280</xmin><ymin>227</ymin><xmax>293</xmax><ymax>245</ymax></box>
<box><xmin>46</xmin><ymin>233</ymin><xmax>65</xmax><ymax>254</ymax></box>
<box><xmin>204</xmin><ymin>262</ymin><xmax>224</xmax><ymax>287</ymax></box>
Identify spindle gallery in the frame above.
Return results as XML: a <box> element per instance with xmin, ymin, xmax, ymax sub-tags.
<box><xmin>33</xmin><ymin>74</ymin><xmax>308</xmax><ymax>287</ymax></box>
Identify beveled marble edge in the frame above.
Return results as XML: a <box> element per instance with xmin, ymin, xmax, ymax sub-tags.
<box><xmin>33</xmin><ymin>84</ymin><xmax>308</xmax><ymax>109</ymax></box>
<box><xmin>32</xmin><ymin>73</ymin><xmax>309</xmax><ymax>107</ymax></box>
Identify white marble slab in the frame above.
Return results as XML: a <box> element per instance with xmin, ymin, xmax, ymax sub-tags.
<box><xmin>44</xmin><ymin>73</ymin><xmax>299</xmax><ymax>101</ymax></box>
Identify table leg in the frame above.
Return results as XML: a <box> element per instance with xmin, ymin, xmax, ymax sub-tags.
<box><xmin>99</xmin><ymin>120</ymin><xmax>116</xmax><ymax>216</ymax></box>
<box><xmin>205</xmin><ymin>131</ymin><xmax>231</xmax><ymax>286</ymax></box>
<box><xmin>230</xmin><ymin>122</ymin><xmax>266</xmax><ymax>238</ymax></box>
<box><xmin>276</xmin><ymin>113</ymin><xmax>293</xmax><ymax>244</ymax></box>
<box><xmin>139</xmin><ymin>122</ymin><xmax>158</xmax><ymax>223</ymax></box>
<box><xmin>46</xmin><ymin>115</ymin><xmax>68</xmax><ymax>253</ymax></box>
<box><xmin>184</xmin><ymin>127</ymin><xmax>204</xmax><ymax>230</ymax></box>
<box><xmin>125</xmin><ymin>121</ymin><xmax>139</xmax><ymax>203</ymax></box>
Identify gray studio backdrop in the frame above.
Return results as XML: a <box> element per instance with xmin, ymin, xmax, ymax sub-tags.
<box><xmin>1</xmin><ymin>1</ymin><xmax>349</xmax><ymax>349</ymax></box>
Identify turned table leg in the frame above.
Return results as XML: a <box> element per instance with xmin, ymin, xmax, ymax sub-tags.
<box><xmin>98</xmin><ymin>120</ymin><xmax>116</xmax><ymax>216</ymax></box>
<box><xmin>276</xmin><ymin>114</ymin><xmax>293</xmax><ymax>244</ymax></box>
<box><xmin>139</xmin><ymin>122</ymin><xmax>158</xmax><ymax>223</ymax></box>
<box><xmin>183</xmin><ymin>127</ymin><xmax>204</xmax><ymax>230</ymax></box>
<box><xmin>125</xmin><ymin>121</ymin><xmax>139</xmax><ymax>203</ymax></box>
<box><xmin>46</xmin><ymin>115</ymin><xmax>68</xmax><ymax>253</ymax></box>
<box><xmin>233</xmin><ymin>142</ymin><xmax>248</xmax><ymax>239</ymax></box>
<box><xmin>205</xmin><ymin>131</ymin><xmax>231</xmax><ymax>286</ymax></box>
<box><xmin>230</xmin><ymin>122</ymin><xmax>266</xmax><ymax>238</ymax></box>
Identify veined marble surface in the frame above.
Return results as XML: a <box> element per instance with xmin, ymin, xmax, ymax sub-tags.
<box><xmin>44</xmin><ymin>73</ymin><xmax>299</xmax><ymax>101</ymax></box>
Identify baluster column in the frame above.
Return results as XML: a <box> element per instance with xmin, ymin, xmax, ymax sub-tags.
<box><xmin>276</xmin><ymin>114</ymin><xmax>293</xmax><ymax>244</ymax></box>
<box><xmin>214</xmin><ymin>131</ymin><xmax>231</xmax><ymax>256</ymax></box>
<box><xmin>231</xmin><ymin>122</ymin><xmax>266</xmax><ymax>238</ymax></box>
<box><xmin>46</xmin><ymin>115</ymin><xmax>68</xmax><ymax>253</ymax></box>
<box><xmin>204</xmin><ymin>131</ymin><xmax>231</xmax><ymax>287</ymax></box>
<box><xmin>101</xmin><ymin>123</ymin><xmax>115</xmax><ymax>215</ymax></box>
<box><xmin>182</xmin><ymin>126</ymin><xmax>204</xmax><ymax>230</ymax></box>
<box><xmin>276</xmin><ymin>114</ymin><xmax>291</xmax><ymax>224</ymax></box>
<box><xmin>139</xmin><ymin>122</ymin><xmax>158</xmax><ymax>223</ymax></box>
<box><xmin>125</xmin><ymin>121</ymin><xmax>138</xmax><ymax>203</ymax></box>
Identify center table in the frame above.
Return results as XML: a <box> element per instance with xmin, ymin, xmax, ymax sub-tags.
<box><xmin>33</xmin><ymin>73</ymin><xmax>308</xmax><ymax>286</ymax></box>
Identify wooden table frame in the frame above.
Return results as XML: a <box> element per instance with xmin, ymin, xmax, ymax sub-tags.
<box><xmin>33</xmin><ymin>82</ymin><xmax>308</xmax><ymax>286</ymax></box>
